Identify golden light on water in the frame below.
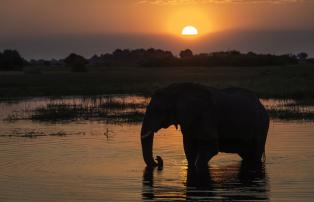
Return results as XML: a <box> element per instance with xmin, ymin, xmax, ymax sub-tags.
<box><xmin>181</xmin><ymin>26</ymin><xmax>199</xmax><ymax>36</ymax></box>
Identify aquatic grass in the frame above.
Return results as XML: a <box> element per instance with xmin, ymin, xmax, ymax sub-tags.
<box><xmin>21</xmin><ymin>131</ymin><xmax>46</xmax><ymax>138</ymax></box>
<box><xmin>48</xmin><ymin>131</ymin><xmax>67</xmax><ymax>136</ymax></box>
<box><xmin>286</xmin><ymin>99</ymin><xmax>314</xmax><ymax>106</ymax></box>
<box><xmin>267</xmin><ymin>108</ymin><xmax>314</xmax><ymax>120</ymax></box>
<box><xmin>27</xmin><ymin>103</ymin><xmax>314</xmax><ymax>122</ymax></box>
<box><xmin>0</xmin><ymin>129</ymin><xmax>87</xmax><ymax>138</ymax></box>
<box><xmin>3</xmin><ymin>96</ymin><xmax>147</xmax><ymax>123</ymax></box>
<box><xmin>98</xmin><ymin>98</ymin><xmax>146</xmax><ymax>110</ymax></box>
<box><xmin>31</xmin><ymin>104</ymin><xmax>88</xmax><ymax>121</ymax></box>
<box><xmin>4</xmin><ymin>113</ymin><xmax>24</xmax><ymax>121</ymax></box>
<box><xmin>28</xmin><ymin>99</ymin><xmax>146</xmax><ymax>123</ymax></box>
<box><xmin>31</xmin><ymin>105</ymin><xmax>145</xmax><ymax>123</ymax></box>
<box><xmin>4</xmin><ymin>95</ymin><xmax>314</xmax><ymax>122</ymax></box>
<box><xmin>104</xmin><ymin>111</ymin><xmax>144</xmax><ymax>123</ymax></box>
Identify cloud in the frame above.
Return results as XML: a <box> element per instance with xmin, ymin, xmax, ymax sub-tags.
<box><xmin>137</xmin><ymin>0</ymin><xmax>304</xmax><ymax>5</ymax></box>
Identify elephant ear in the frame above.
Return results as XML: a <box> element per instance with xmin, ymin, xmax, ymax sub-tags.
<box><xmin>177</xmin><ymin>95</ymin><xmax>218</xmax><ymax>141</ymax></box>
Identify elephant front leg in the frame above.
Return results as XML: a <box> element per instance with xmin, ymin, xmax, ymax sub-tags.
<box><xmin>194</xmin><ymin>139</ymin><xmax>218</xmax><ymax>172</ymax></box>
<box><xmin>183</xmin><ymin>134</ymin><xmax>198</xmax><ymax>168</ymax></box>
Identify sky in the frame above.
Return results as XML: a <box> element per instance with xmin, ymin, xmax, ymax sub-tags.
<box><xmin>0</xmin><ymin>0</ymin><xmax>313</xmax><ymax>59</ymax></box>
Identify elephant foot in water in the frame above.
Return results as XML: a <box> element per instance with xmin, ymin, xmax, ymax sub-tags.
<box><xmin>155</xmin><ymin>156</ymin><xmax>163</xmax><ymax>170</ymax></box>
<box><xmin>186</xmin><ymin>165</ymin><xmax>212</xmax><ymax>187</ymax></box>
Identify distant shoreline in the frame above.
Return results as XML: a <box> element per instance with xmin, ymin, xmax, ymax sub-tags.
<box><xmin>0</xmin><ymin>64</ymin><xmax>313</xmax><ymax>100</ymax></box>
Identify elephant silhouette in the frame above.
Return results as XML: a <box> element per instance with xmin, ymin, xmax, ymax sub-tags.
<box><xmin>141</xmin><ymin>83</ymin><xmax>269</xmax><ymax>171</ymax></box>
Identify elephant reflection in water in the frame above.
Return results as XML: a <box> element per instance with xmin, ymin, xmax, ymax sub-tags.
<box><xmin>142</xmin><ymin>162</ymin><xmax>269</xmax><ymax>201</ymax></box>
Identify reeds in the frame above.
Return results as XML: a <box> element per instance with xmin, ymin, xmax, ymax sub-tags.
<box><xmin>268</xmin><ymin>108</ymin><xmax>314</xmax><ymax>120</ymax></box>
<box><xmin>4</xmin><ymin>96</ymin><xmax>314</xmax><ymax>122</ymax></box>
<box><xmin>6</xmin><ymin>96</ymin><xmax>147</xmax><ymax>123</ymax></box>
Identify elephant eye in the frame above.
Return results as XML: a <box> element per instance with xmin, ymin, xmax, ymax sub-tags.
<box><xmin>149</xmin><ymin>106</ymin><xmax>160</xmax><ymax>114</ymax></box>
<box><xmin>155</xmin><ymin>107</ymin><xmax>164</xmax><ymax>113</ymax></box>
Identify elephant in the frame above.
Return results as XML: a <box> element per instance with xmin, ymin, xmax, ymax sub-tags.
<box><xmin>141</xmin><ymin>83</ymin><xmax>269</xmax><ymax>170</ymax></box>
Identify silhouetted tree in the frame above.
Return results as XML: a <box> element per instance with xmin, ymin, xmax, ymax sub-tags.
<box><xmin>140</xmin><ymin>48</ymin><xmax>175</xmax><ymax>67</ymax></box>
<box><xmin>297</xmin><ymin>52</ymin><xmax>308</xmax><ymax>61</ymax></box>
<box><xmin>180</xmin><ymin>49</ymin><xmax>193</xmax><ymax>58</ymax></box>
<box><xmin>64</xmin><ymin>53</ymin><xmax>88</xmax><ymax>72</ymax></box>
<box><xmin>0</xmin><ymin>49</ymin><xmax>25</xmax><ymax>71</ymax></box>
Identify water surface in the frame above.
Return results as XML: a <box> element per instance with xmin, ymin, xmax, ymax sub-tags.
<box><xmin>0</xmin><ymin>97</ymin><xmax>313</xmax><ymax>201</ymax></box>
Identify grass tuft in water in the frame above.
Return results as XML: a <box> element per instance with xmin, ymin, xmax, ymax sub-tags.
<box><xmin>98</xmin><ymin>97</ymin><xmax>146</xmax><ymax>110</ymax></box>
<box><xmin>48</xmin><ymin>131</ymin><xmax>67</xmax><ymax>137</ymax></box>
<box><xmin>104</xmin><ymin>111</ymin><xmax>145</xmax><ymax>123</ymax></box>
<box><xmin>28</xmin><ymin>98</ymin><xmax>146</xmax><ymax>123</ymax></box>
<box><xmin>31</xmin><ymin>104</ymin><xmax>86</xmax><ymax>121</ymax></box>
<box><xmin>268</xmin><ymin>108</ymin><xmax>314</xmax><ymax>120</ymax></box>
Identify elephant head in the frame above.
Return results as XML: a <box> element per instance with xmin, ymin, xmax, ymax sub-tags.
<box><xmin>141</xmin><ymin>83</ymin><xmax>218</xmax><ymax>169</ymax></box>
<box><xmin>141</xmin><ymin>90</ymin><xmax>177</xmax><ymax>168</ymax></box>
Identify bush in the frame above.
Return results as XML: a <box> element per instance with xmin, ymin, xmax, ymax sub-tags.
<box><xmin>180</xmin><ymin>49</ymin><xmax>193</xmax><ymax>58</ymax></box>
<box><xmin>64</xmin><ymin>53</ymin><xmax>88</xmax><ymax>72</ymax></box>
<box><xmin>0</xmin><ymin>49</ymin><xmax>25</xmax><ymax>71</ymax></box>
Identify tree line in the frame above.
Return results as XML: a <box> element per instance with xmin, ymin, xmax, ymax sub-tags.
<box><xmin>0</xmin><ymin>48</ymin><xmax>311</xmax><ymax>72</ymax></box>
<box><xmin>88</xmin><ymin>49</ymin><xmax>309</xmax><ymax>68</ymax></box>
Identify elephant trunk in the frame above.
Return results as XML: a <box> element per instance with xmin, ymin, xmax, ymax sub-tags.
<box><xmin>141</xmin><ymin>114</ymin><xmax>162</xmax><ymax>168</ymax></box>
<box><xmin>141</xmin><ymin>130</ymin><xmax>157</xmax><ymax>168</ymax></box>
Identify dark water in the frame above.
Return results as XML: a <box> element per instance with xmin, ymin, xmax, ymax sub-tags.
<box><xmin>0</xmin><ymin>97</ymin><xmax>313</xmax><ymax>201</ymax></box>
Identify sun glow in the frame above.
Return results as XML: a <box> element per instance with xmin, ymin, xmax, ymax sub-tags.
<box><xmin>166</xmin><ymin>7</ymin><xmax>212</xmax><ymax>36</ymax></box>
<box><xmin>181</xmin><ymin>26</ymin><xmax>199</xmax><ymax>36</ymax></box>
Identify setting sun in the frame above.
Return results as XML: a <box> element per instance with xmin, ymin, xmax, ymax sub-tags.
<box><xmin>1</xmin><ymin>1</ymin><xmax>314</xmax><ymax>202</ymax></box>
<box><xmin>181</xmin><ymin>26</ymin><xmax>199</xmax><ymax>36</ymax></box>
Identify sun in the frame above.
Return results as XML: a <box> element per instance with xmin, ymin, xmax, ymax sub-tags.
<box><xmin>181</xmin><ymin>26</ymin><xmax>199</xmax><ymax>36</ymax></box>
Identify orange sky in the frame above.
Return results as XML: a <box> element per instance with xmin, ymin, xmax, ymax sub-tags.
<box><xmin>1</xmin><ymin>0</ymin><xmax>313</xmax><ymax>37</ymax></box>
<box><xmin>0</xmin><ymin>0</ymin><xmax>313</xmax><ymax>58</ymax></box>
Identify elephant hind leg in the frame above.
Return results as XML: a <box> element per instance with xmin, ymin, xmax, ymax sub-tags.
<box><xmin>239</xmin><ymin>151</ymin><xmax>263</xmax><ymax>163</ymax></box>
<box><xmin>238</xmin><ymin>139</ymin><xmax>265</xmax><ymax>163</ymax></box>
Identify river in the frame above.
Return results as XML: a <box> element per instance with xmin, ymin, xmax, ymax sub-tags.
<box><xmin>0</xmin><ymin>96</ymin><xmax>313</xmax><ymax>201</ymax></box>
